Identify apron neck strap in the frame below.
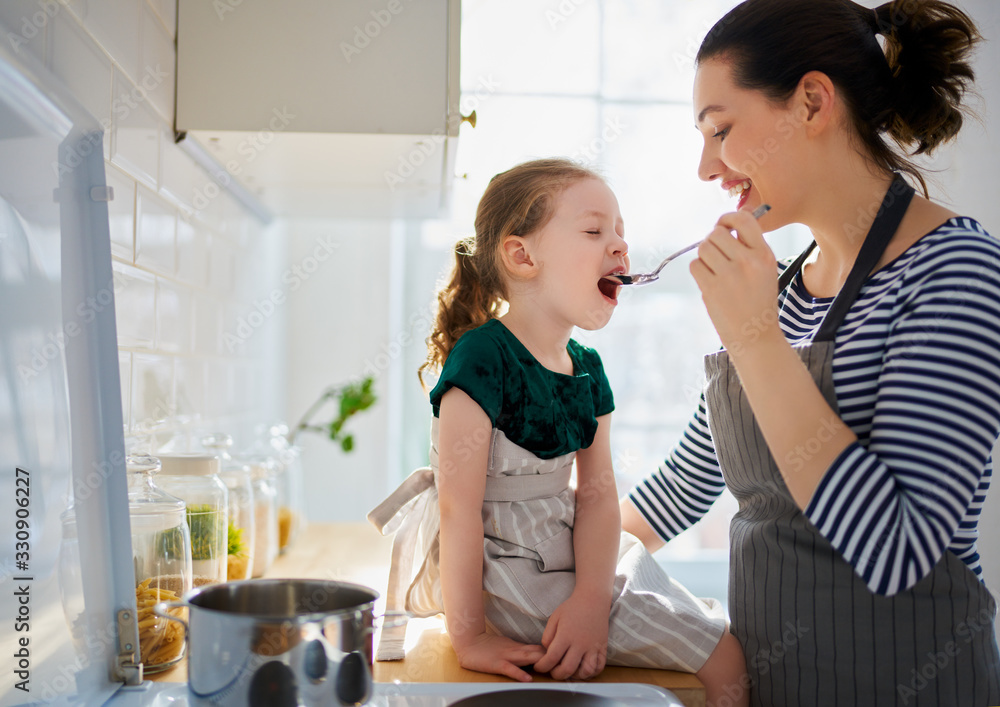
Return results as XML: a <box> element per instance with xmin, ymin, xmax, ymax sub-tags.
<box><xmin>778</xmin><ymin>174</ymin><xmax>916</xmax><ymax>343</ymax></box>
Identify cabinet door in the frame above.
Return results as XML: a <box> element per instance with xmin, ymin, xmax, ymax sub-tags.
<box><xmin>177</xmin><ymin>0</ymin><xmax>456</xmax><ymax>136</ymax></box>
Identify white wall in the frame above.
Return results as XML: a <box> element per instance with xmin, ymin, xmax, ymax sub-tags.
<box><xmin>0</xmin><ymin>0</ymin><xmax>287</xmax><ymax>452</ymax></box>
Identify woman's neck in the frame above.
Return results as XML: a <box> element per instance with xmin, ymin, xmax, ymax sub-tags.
<box><xmin>499</xmin><ymin>307</ymin><xmax>573</xmax><ymax>374</ymax></box>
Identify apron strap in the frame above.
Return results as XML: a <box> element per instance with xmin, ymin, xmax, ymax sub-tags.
<box><xmin>776</xmin><ymin>174</ymin><xmax>915</xmax><ymax>342</ymax></box>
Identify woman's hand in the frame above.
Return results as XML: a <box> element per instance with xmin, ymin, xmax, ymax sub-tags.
<box><xmin>690</xmin><ymin>210</ymin><xmax>780</xmax><ymax>356</ymax></box>
<box><xmin>453</xmin><ymin>632</ymin><xmax>546</xmax><ymax>682</ymax></box>
<box><xmin>533</xmin><ymin>590</ymin><xmax>610</xmax><ymax>680</ymax></box>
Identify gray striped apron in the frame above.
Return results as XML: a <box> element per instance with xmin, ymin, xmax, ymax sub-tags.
<box><xmin>704</xmin><ymin>176</ymin><xmax>1000</xmax><ymax>706</ymax></box>
<box><xmin>369</xmin><ymin>420</ymin><xmax>727</xmax><ymax>671</ymax></box>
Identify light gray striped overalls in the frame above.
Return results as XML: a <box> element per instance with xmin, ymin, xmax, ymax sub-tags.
<box><xmin>704</xmin><ymin>176</ymin><xmax>1000</xmax><ymax>705</ymax></box>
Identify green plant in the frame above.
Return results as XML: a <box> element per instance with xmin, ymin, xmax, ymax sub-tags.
<box><xmin>227</xmin><ymin>520</ymin><xmax>245</xmax><ymax>556</ymax></box>
<box><xmin>289</xmin><ymin>376</ymin><xmax>377</xmax><ymax>452</ymax></box>
<box><xmin>186</xmin><ymin>505</ymin><xmax>225</xmax><ymax>560</ymax></box>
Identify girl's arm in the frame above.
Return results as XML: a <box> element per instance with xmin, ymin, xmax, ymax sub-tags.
<box><xmin>534</xmin><ymin>414</ymin><xmax>619</xmax><ymax>680</ymax></box>
<box><xmin>437</xmin><ymin>387</ymin><xmax>545</xmax><ymax>681</ymax></box>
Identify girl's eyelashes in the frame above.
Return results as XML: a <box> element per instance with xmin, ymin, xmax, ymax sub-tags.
<box><xmin>585</xmin><ymin>230</ymin><xmax>601</xmax><ymax>236</ymax></box>
<box><xmin>712</xmin><ymin>126</ymin><xmax>730</xmax><ymax>141</ymax></box>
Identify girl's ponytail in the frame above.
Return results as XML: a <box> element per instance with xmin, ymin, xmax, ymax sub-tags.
<box><xmin>873</xmin><ymin>0</ymin><xmax>981</xmax><ymax>156</ymax></box>
<box><xmin>418</xmin><ymin>238</ymin><xmax>504</xmax><ymax>389</ymax></box>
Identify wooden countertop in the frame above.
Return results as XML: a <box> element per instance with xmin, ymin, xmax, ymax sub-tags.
<box><xmin>150</xmin><ymin>522</ymin><xmax>705</xmax><ymax>707</ymax></box>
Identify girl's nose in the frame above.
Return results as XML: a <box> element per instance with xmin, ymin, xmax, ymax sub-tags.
<box><xmin>611</xmin><ymin>234</ymin><xmax>628</xmax><ymax>256</ymax></box>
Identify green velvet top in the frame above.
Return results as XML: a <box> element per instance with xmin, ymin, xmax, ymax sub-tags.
<box><xmin>429</xmin><ymin>319</ymin><xmax>615</xmax><ymax>459</ymax></box>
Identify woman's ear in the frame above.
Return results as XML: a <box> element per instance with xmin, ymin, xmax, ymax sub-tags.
<box><xmin>797</xmin><ymin>70</ymin><xmax>836</xmax><ymax>136</ymax></box>
<box><xmin>501</xmin><ymin>234</ymin><xmax>536</xmax><ymax>278</ymax></box>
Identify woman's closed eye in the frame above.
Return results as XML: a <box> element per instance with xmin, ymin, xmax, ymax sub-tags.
<box><xmin>712</xmin><ymin>126</ymin><xmax>730</xmax><ymax>141</ymax></box>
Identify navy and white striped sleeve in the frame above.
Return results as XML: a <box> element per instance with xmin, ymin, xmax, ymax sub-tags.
<box><xmin>805</xmin><ymin>231</ymin><xmax>1000</xmax><ymax>596</ymax></box>
<box><xmin>627</xmin><ymin>395</ymin><xmax>728</xmax><ymax>542</ymax></box>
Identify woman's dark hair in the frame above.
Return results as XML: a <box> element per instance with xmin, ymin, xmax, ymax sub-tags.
<box><xmin>697</xmin><ymin>0</ymin><xmax>981</xmax><ymax>195</ymax></box>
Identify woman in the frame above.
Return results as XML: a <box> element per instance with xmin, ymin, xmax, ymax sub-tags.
<box><xmin>621</xmin><ymin>0</ymin><xmax>1000</xmax><ymax>704</ymax></box>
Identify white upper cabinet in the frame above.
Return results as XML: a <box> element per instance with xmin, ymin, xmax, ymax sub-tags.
<box><xmin>175</xmin><ymin>0</ymin><xmax>462</xmax><ymax>218</ymax></box>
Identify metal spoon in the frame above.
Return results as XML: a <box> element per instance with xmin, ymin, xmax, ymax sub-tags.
<box><xmin>606</xmin><ymin>204</ymin><xmax>771</xmax><ymax>286</ymax></box>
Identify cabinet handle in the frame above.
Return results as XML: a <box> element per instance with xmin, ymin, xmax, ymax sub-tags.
<box><xmin>461</xmin><ymin>110</ymin><xmax>477</xmax><ymax>129</ymax></box>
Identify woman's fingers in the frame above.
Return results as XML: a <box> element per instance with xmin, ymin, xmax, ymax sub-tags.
<box><xmin>717</xmin><ymin>209</ymin><xmax>767</xmax><ymax>248</ymax></box>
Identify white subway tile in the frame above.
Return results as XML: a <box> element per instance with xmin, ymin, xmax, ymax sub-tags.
<box><xmin>176</xmin><ymin>215</ymin><xmax>208</xmax><ymax>287</ymax></box>
<box><xmin>204</xmin><ymin>360</ymin><xmax>235</xmax><ymax>418</ymax></box>
<box><xmin>111</xmin><ymin>66</ymin><xmax>160</xmax><ymax>188</ymax></box>
<box><xmin>192</xmin><ymin>295</ymin><xmax>221</xmax><ymax>356</ymax></box>
<box><xmin>139</xmin><ymin>3</ymin><xmax>174</xmax><ymax>123</ymax></box>
<box><xmin>155</xmin><ymin>278</ymin><xmax>191</xmax><ymax>353</ymax></box>
<box><xmin>147</xmin><ymin>0</ymin><xmax>176</xmax><ymax>39</ymax></box>
<box><xmin>136</xmin><ymin>186</ymin><xmax>176</xmax><ymax>275</ymax></box>
<box><xmin>208</xmin><ymin>236</ymin><xmax>236</xmax><ymax>295</ymax></box>
<box><xmin>71</xmin><ymin>0</ymin><xmax>141</xmax><ymax>85</ymax></box>
<box><xmin>113</xmin><ymin>260</ymin><xmax>155</xmax><ymax>348</ymax></box>
<box><xmin>49</xmin><ymin>11</ymin><xmax>113</xmax><ymax>157</ymax></box>
<box><xmin>161</xmin><ymin>140</ymin><xmax>208</xmax><ymax>213</ymax></box>
<box><xmin>0</xmin><ymin>2</ymin><xmax>51</xmax><ymax>67</ymax></box>
<box><xmin>174</xmin><ymin>357</ymin><xmax>205</xmax><ymax>419</ymax></box>
<box><xmin>131</xmin><ymin>352</ymin><xmax>174</xmax><ymax>431</ymax></box>
<box><xmin>105</xmin><ymin>163</ymin><xmax>136</xmax><ymax>262</ymax></box>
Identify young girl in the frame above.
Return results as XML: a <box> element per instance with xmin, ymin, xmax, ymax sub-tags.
<box><xmin>370</xmin><ymin>158</ymin><xmax>747</xmax><ymax>705</ymax></box>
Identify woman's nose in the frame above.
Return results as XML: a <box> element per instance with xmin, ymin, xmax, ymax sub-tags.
<box><xmin>698</xmin><ymin>143</ymin><xmax>723</xmax><ymax>183</ymax></box>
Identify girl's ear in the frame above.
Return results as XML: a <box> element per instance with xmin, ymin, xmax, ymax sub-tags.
<box><xmin>796</xmin><ymin>70</ymin><xmax>836</xmax><ymax>136</ymax></box>
<box><xmin>501</xmin><ymin>234</ymin><xmax>536</xmax><ymax>278</ymax></box>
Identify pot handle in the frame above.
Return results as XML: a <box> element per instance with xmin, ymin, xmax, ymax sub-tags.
<box><xmin>375</xmin><ymin>610</ymin><xmax>410</xmax><ymax>629</ymax></box>
<box><xmin>153</xmin><ymin>600</ymin><xmax>190</xmax><ymax>641</ymax></box>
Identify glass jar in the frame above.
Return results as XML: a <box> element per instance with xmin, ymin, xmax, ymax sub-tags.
<box><xmin>252</xmin><ymin>423</ymin><xmax>306</xmax><ymax>552</ymax></box>
<box><xmin>126</xmin><ymin>454</ymin><xmax>193</xmax><ymax>673</ymax></box>
<box><xmin>201</xmin><ymin>434</ymin><xmax>255</xmax><ymax>581</ymax></box>
<box><xmin>155</xmin><ymin>452</ymin><xmax>228</xmax><ymax>587</ymax></box>
<box><xmin>247</xmin><ymin>456</ymin><xmax>279</xmax><ymax>577</ymax></box>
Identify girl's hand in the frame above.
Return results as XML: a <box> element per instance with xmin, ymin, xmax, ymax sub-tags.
<box><xmin>533</xmin><ymin>591</ymin><xmax>610</xmax><ymax>680</ymax></box>
<box><xmin>690</xmin><ymin>210</ymin><xmax>780</xmax><ymax>356</ymax></box>
<box><xmin>453</xmin><ymin>633</ymin><xmax>546</xmax><ymax>682</ymax></box>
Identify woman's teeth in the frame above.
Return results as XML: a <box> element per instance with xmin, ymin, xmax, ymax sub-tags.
<box><xmin>728</xmin><ymin>180</ymin><xmax>751</xmax><ymax>198</ymax></box>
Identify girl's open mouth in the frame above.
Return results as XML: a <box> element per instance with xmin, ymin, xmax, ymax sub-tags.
<box><xmin>598</xmin><ymin>275</ymin><xmax>621</xmax><ymax>302</ymax></box>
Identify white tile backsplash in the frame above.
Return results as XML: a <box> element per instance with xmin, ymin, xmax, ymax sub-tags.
<box><xmin>176</xmin><ymin>215</ymin><xmax>209</xmax><ymax>287</ymax></box>
<box><xmin>49</xmin><ymin>11</ymin><xmax>113</xmax><ymax>157</ymax></box>
<box><xmin>155</xmin><ymin>278</ymin><xmax>191</xmax><ymax>353</ymax></box>
<box><xmin>111</xmin><ymin>66</ymin><xmax>160</xmax><ymax>188</ymax></box>
<box><xmin>41</xmin><ymin>0</ymin><xmax>285</xmax><ymax>444</ymax></box>
<box><xmin>105</xmin><ymin>163</ymin><xmax>136</xmax><ymax>261</ymax></box>
<box><xmin>0</xmin><ymin>1</ymin><xmax>51</xmax><ymax>67</ymax></box>
<box><xmin>71</xmin><ymin>0</ymin><xmax>142</xmax><ymax>85</ymax></box>
<box><xmin>113</xmin><ymin>260</ymin><xmax>156</xmax><ymax>348</ymax></box>
<box><xmin>136</xmin><ymin>186</ymin><xmax>176</xmax><ymax>275</ymax></box>
<box><xmin>139</xmin><ymin>3</ymin><xmax>174</xmax><ymax>122</ymax></box>
<box><xmin>131</xmin><ymin>351</ymin><xmax>174</xmax><ymax>430</ymax></box>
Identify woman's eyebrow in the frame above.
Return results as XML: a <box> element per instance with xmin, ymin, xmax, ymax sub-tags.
<box><xmin>696</xmin><ymin>105</ymin><xmax>726</xmax><ymax>124</ymax></box>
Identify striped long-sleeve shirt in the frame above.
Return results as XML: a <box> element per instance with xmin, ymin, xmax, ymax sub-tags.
<box><xmin>628</xmin><ymin>218</ymin><xmax>1000</xmax><ymax>596</ymax></box>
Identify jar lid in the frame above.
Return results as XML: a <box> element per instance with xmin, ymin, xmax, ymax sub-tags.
<box><xmin>157</xmin><ymin>453</ymin><xmax>221</xmax><ymax>476</ymax></box>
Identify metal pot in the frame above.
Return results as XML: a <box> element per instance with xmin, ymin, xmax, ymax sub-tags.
<box><xmin>155</xmin><ymin>579</ymin><xmax>378</xmax><ymax>706</ymax></box>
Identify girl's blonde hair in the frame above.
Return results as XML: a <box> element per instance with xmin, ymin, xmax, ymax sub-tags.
<box><xmin>418</xmin><ymin>158</ymin><xmax>603</xmax><ymax>388</ymax></box>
